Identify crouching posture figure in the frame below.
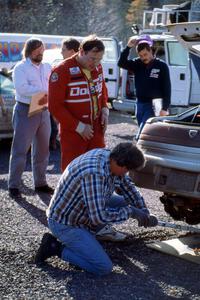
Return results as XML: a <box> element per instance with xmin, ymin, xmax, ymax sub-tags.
<box><xmin>35</xmin><ymin>142</ymin><xmax>158</xmax><ymax>276</ymax></box>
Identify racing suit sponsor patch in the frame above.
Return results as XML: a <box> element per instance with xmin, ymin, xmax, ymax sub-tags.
<box><xmin>69</xmin><ymin>67</ymin><xmax>81</xmax><ymax>75</ymax></box>
<box><xmin>96</xmin><ymin>82</ymin><xmax>102</xmax><ymax>93</ymax></box>
<box><xmin>90</xmin><ymin>86</ymin><xmax>96</xmax><ymax>94</ymax></box>
<box><xmin>50</xmin><ymin>72</ymin><xmax>58</xmax><ymax>82</ymax></box>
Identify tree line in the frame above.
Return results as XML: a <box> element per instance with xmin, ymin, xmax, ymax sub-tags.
<box><xmin>0</xmin><ymin>0</ymin><xmax>186</xmax><ymax>43</ymax></box>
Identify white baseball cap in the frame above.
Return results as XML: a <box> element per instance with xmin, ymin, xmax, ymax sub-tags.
<box><xmin>137</xmin><ymin>35</ymin><xmax>153</xmax><ymax>47</ymax></box>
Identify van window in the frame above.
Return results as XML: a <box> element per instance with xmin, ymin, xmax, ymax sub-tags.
<box><xmin>167</xmin><ymin>41</ymin><xmax>188</xmax><ymax>66</ymax></box>
<box><xmin>102</xmin><ymin>39</ymin><xmax>118</xmax><ymax>62</ymax></box>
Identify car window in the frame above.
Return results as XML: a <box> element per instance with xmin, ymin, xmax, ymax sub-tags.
<box><xmin>164</xmin><ymin>106</ymin><xmax>200</xmax><ymax>125</ymax></box>
<box><xmin>0</xmin><ymin>74</ymin><xmax>14</xmax><ymax>95</ymax></box>
<box><xmin>167</xmin><ymin>41</ymin><xmax>188</xmax><ymax>66</ymax></box>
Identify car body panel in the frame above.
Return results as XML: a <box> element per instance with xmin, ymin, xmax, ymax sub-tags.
<box><xmin>0</xmin><ymin>72</ymin><xmax>15</xmax><ymax>139</ymax></box>
<box><xmin>140</xmin><ymin>121</ymin><xmax>200</xmax><ymax>148</ymax></box>
<box><xmin>130</xmin><ymin>105</ymin><xmax>200</xmax><ymax>224</ymax></box>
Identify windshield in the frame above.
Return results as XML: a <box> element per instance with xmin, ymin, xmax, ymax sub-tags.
<box><xmin>0</xmin><ymin>73</ymin><xmax>14</xmax><ymax>95</ymax></box>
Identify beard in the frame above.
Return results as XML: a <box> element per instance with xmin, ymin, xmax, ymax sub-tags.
<box><xmin>31</xmin><ymin>55</ymin><xmax>43</xmax><ymax>63</ymax></box>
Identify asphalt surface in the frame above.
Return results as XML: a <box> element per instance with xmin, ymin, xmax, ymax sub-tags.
<box><xmin>0</xmin><ymin>110</ymin><xmax>200</xmax><ymax>300</ymax></box>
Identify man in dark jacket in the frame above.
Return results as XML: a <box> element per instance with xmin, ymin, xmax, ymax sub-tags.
<box><xmin>118</xmin><ymin>35</ymin><xmax>171</xmax><ymax>140</ymax></box>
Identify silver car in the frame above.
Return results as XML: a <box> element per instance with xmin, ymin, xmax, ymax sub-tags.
<box><xmin>0</xmin><ymin>70</ymin><xmax>15</xmax><ymax>140</ymax></box>
<box><xmin>130</xmin><ymin>106</ymin><xmax>200</xmax><ymax>225</ymax></box>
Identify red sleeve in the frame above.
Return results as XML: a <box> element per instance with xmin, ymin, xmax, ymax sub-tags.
<box><xmin>48</xmin><ymin>63</ymin><xmax>79</xmax><ymax>131</ymax></box>
<box><xmin>102</xmin><ymin>79</ymin><xmax>108</xmax><ymax>108</ymax></box>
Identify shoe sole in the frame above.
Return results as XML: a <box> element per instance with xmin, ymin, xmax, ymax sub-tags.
<box><xmin>96</xmin><ymin>235</ymin><xmax>128</xmax><ymax>242</ymax></box>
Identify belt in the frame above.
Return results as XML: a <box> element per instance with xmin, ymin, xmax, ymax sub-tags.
<box><xmin>17</xmin><ymin>101</ymin><xmax>30</xmax><ymax>106</ymax></box>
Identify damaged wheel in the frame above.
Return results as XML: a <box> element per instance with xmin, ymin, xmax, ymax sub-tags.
<box><xmin>160</xmin><ymin>194</ymin><xmax>200</xmax><ymax>225</ymax></box>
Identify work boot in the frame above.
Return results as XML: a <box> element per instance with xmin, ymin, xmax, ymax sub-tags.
<box><xmin>35</xmin><ymin>185</ymin><xmax>54</xmax><ymax>195</ymax></box>
<box><xmin>9</xmin><ymin>188</ymin><xmax>21</xmax><ymax>198</ymax></box>
<box><xmin>96</xmin><ymin>225</ymin><xmax>128</xmax><ymax>242</ymax></box>
<box><xmin>35</xmin><ymin>233</ymin><xmax>62</xmax><ymax>264</ymax></box>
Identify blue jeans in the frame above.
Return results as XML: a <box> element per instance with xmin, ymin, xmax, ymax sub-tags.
<box><xmin>48</xmin><ymin>194</ymin><xmax>128</xmax><ymax>276</ymax></box>
<box><xmin>135</xmin><ymin>102</ymin><xmax>154</xmax><ymax>140</ymax></box>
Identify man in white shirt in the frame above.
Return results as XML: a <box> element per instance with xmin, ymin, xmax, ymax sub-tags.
<box><xmin>8</xmin><ymin>38</ymin><xmax>54</xmax><ymax>198</ymax></box>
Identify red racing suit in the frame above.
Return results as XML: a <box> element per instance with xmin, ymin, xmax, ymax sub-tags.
<box><xmin>48</xmin><ymin>55</ymin><xmax>108</xmax><ymax>172</ymax></box>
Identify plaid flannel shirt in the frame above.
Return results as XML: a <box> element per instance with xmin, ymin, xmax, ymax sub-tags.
<box><xmin>47</xmin><ymin>148</ymin><xmax>146</xmax><ymax>230</ymax></box>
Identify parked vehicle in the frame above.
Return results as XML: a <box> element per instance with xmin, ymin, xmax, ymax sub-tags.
<box><xmin>0</xmin><ymin>32</ymin><xmax>69</xmax><ymax>70</ymax></box>
<box><xmin>0</xmin><ymin>33</ymin><xmax>120</xmax><ymax>101</ymax></box>
<box><xmin>0</xmin><ymin>69</ymin><xmax>15</xmax><ymax>139</ymax></box>
<box><xmin>43</xmin><ymin>38</ymin><xmax>120</xmax><ymax>101</ymax></box>
<box><xmin>113</xmin><ymin>3</ymin><xmax>200</xmax><ymax>114</ymax></box>
<box><xmin>0</xmin><ymin>33</ymin><xmax>121</xmax><ymax>140</ymax></box>
<box><xmin>130</xmin><ymin>21</ymin><xmax>200</xmax><ymax>225</ymax></box>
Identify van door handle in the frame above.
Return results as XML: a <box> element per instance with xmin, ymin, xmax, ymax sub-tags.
<box><xmin>180</xmin><ymin>73</ymin><xmax>185</xmax><ymax>80</ymax></box>
<box><xmin>105</xmin><ymin>78</ymin><xmax>117</xmax><ymax>82</ymax></box>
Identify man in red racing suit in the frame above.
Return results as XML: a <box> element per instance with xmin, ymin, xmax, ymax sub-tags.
<box><xmin>48</xmin><ymin>35</ymin><xmax>109</xmax><ymax>172</ymax></box>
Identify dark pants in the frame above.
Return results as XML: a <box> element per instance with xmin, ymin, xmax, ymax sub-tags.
<box><xmin>50</xmin><ymin>115</ymin><xmax>58</xmax><ymax>141</ymax></box>
<box><xmin>135</xmin><ymin>102</ymin><xmax>154</xmax><ymax>140</ymax></box>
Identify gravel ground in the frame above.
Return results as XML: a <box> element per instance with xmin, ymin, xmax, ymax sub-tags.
<box><xmin>0</xmin><ymin>110</ymin><xmax>200</xmax><ymax>300</ymax></box>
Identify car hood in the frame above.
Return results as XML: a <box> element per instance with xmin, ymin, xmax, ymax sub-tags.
<box><xmin>140</xmin><ymin>105</ymin><xmax>200</xmax><ymax>148</ymax></box>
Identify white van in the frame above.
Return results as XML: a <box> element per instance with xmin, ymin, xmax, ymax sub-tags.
<box><xmin>113</xmin><ymin>4</ymin><xmax>200</xmax><ymax>114</ymax></box>
<box><xmin>0</xmin><ymin>33</ymin><xmax>120</xmax><ymax>100</ymax></box>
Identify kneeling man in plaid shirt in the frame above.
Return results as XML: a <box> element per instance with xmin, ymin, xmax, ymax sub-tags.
<box><xmin>35</xmin><ymin>142</ymin><xmax>157</xmax><ymax>275</ymax></box>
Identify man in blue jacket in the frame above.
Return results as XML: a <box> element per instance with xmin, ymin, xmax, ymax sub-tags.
<box><xmin>118</xmin><ymin>35</ymin><xmax>171</xmax><ymax>140</ymax></box>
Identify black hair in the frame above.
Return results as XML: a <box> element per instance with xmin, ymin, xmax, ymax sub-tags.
<box><xmin>62</xmin><ymin>38</ymin><xmax>80</xmax><ymax>52</ymax></box>
<box><xmin>80</xmin><ymin>34</ymin><xmax>105</xmax><ymax>53</ymax></box>
<box><xmin>110</xmin><ymin>142</ymin><xmax>145</xmax><ymax>171</ymax></box>
<box><xmin>23</xmin><ymin>38</ymin><xmax>43</xmax><ymax>58</ymax></box>
<box><xmin>136</xmin><ymin>42</ymin><xmax>151</xmax><ymax>53</ymax></box>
